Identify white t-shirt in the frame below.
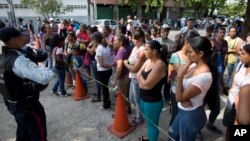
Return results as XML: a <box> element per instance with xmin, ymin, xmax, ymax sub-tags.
<box><xmin>128</xmin><ymin>45</ymin><xmax>145</xmax><ymax>78</ymax></box>
<box><xmin>228</xmin><ymin>62</ymin><xmax>250</xmax><ymax>104</ymax></box>
<box><xmin>95</xmin><ymin>44</ymin><xmax>113</xmax><ymax>71</ymax></box>
<box><xmin>178</xmin><ymin>65</ymin><xmax>212</xmax><ymax>111</ymax></box>
<box><xmin>55</xmin><ymin>47</ymin><xmax>63</xmax><ymax>55</ymax></box>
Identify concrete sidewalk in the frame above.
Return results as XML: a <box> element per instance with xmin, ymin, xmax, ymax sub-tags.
<box><xmin>0</xmin><ymin>76</ymin><xmax>227</xmax><ymax>141</ymax></box>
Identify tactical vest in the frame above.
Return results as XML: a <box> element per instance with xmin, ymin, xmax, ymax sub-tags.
<box><xmin>0</xmin><ymin>47</ymin><xmax>40</xmax><ymax>105</ymax></box>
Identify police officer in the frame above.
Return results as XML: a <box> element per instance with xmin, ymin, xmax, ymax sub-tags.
<box><xmin>0</xmin><ymin>26</ymin><xmax>53</xmax><ymax>141</ymax></box>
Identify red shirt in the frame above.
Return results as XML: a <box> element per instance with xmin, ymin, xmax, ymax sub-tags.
<box><xmin>77</xmin><ymin>32</ymin><xmax>90</xmax><ymax>47</ymax></box>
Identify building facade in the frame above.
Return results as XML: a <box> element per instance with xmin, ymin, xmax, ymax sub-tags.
<box><xmin>90</xmin><ymin>0</ymin><xmax>185</xmax><ymax>23</ymax></box>
<box><xmin>0</xmin><ymin>0</ymin><xmax>89</xmax><ymax>27</ymax></box>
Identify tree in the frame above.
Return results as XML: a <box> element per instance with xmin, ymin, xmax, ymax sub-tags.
<box><xmin>242</xmin><ymin>0</ymin><xmax>250</xmax><ymax>38</ymax></box>
<box><xmin>177</xmin><ymin>0</ymin><xmax>226</xmax><ymax>18</ymax></box>
<box><xmin>21</xmin><ymin>0</ymin><xmax>69</xmax><ymax>18</ymax></box>
<box><xmin>218</xmin><ymin>3</ymin><xmax>246</xmax><ymax>17</ymax></box>
<box><xmin>119</xmin><ymin>0</ymin><xmax>165</xmax><ymax>17</ymax></box>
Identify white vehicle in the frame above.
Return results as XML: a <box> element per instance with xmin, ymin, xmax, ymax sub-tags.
<box><xmin>92</xmin><ymin>19</ymin><xmax>118</xmax><ymax>32</ymax></box>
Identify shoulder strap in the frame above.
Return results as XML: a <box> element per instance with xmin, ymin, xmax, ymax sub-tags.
<box><xmin>176</xmin><ymin>52</ymin><xmax>181</xmax><ymax>65</ymax></box>
<box><xmin>237</xmin><ymin>63</ymin><xmax>243</xmax><ymax>72</ymax></box>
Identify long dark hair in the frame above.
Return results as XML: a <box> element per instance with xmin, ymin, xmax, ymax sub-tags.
<box><xmin>188</xmin><ymin>36</ymin><xmax>218</xmax><ymax>100</ymax></box>
<box><xmin>174</xmin><ymin>30</ymin><xmax>200</xmax><ymax>52</ymax></box>
<box><xmin>174</xmin><ymin>34</ymin><xmax>185</xmax><ymax>52</ymax></box>
<box><xmin>147</xmin><ymin>40</ymin><xmax>162</xmax><ymax>55</ymax></box>
<box><xmin>188</xmin><ymin>36</ymin><xmax>212</xmax><ymax>66</ymax></box>
<box><xmin>91</xmin><ymin>31</ymin><xmax>108</xmax><ymax>47</ymax></box>
<box><xmin>50</xmin><ymin>34</ymin><xmax>64</xmax><ymax>48</ymax></box>
<box><xmin>243</xmin><ymin>44</ymin><xmax>250</xmax><ymax>55</ymax></box>
<box><xmin>133</xmin><ymin>29</ymin><xmax>145</xmax><ymax>43</ymax></box>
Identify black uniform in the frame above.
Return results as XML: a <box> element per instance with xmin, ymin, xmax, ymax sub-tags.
<box><xmin>0</xmin><ymin>47</ymin><xmax>52</xmax><ymax>141</ymax></box>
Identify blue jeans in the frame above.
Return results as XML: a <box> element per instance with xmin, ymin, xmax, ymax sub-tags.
<box><xmin>226</xmin><ymin>63</ymin><xmax>236</xmax><ymax>88</ymax></box>
<box><xmin>217</xmin><ymin>70</ymin><xmax>224</xmax><ymax>93</ymax></box>
<box><xmin>129</xmin><ymin>79</ymin><xmax>141</xmax><ymax>118</ymax></box>
<box><xmin>169</xmin><ymin>106</ymin><xmax>207</xmax><ymax>141</ymax></box>
<box><xmin>45</xmin><ymin>58</ymin><xmax>53</xmax><ymax>70</ymax></box>
<box><xmin>90</xmin><ymin>60</ymin><xmax>101</xmax><ymax>99</ymax></box>
<box><xmin>52</xmin><ymin>68</ymin><xmax>66</xmax><ymax>95</ymax></box>
<box><xmin>82</xmin><ymin>79</ymin><xmax>88</xmax><ymax>93</ymax></box>
<box><xmin>7</xmin><ymin>101</ymin><xmax>47</xmax><ymax>141</ymax></box>
<box><xmin>140</xmin><ymin>99</ymin><xmax>163</xmax><ymax>141</ymax></box>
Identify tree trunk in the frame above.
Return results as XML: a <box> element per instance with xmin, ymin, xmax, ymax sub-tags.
<box><xmin>242</xmin><ymin>0</ymin><xmax>250</xmax><ymax>39</ymax></box>
<box><xmin>136</xmin><ymin>0</ymin><xmax>142</xmax><ymax>20</ymax></box>
<box><xmin>113</xmin><ymin>4</ymin><xmax>119</xmax><ymax>21</ymax></box>
<box><xmin>87</xmin><ymin>0</ymin><xmax>91</xmax><ymax>24</ymax></box>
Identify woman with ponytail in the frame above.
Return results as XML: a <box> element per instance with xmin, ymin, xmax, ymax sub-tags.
<box><xmin>137</xmin><ymin>40</ymin><xmax>167</xmax><ymax>141</ymax></box>
<box><xmin>169</xmin><ymin>36</ymin><xmax>214</xmax><ymax>141</ymax></box>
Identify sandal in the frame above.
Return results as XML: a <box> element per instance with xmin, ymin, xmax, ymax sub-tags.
<box><xmin>139</xmin><ymin>136</ymin><xmax>149</xmax><ymax>141</ymax></box>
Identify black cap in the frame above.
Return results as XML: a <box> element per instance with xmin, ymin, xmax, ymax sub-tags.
<box><xmin>0</xmin><ymin>26</ymin><xmax>26</xmax><ymax>42</ymax></box>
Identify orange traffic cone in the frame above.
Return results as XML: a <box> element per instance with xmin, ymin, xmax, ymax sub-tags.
<box><xmin>73</xmin><ymin>70</ymin><xmax>89</xmax><ymax>101</ymax></box>
<box><xmin>65</xmin><ymin>71</ymin><xmax>73</xmax><ymax>87</ymax></box>
<box><xmin>35</xmin><ymin>35</ymin><xmax>41</xmax><ymax>50</ymax></box>
<box><xmin>107</xmin><ymin>92</ymin><xmax>135</xmax><ymax>138</ymax></box>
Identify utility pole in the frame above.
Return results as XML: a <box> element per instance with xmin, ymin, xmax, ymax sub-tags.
<box><xmin>94</xmin><ymin>0</ymin><xmax>97</xmax><ymax>20</ymax></box>
<box><xmin>6</xmin><ymin>0</ymin><xmax>17</xmax><ymax>27</ymax></box>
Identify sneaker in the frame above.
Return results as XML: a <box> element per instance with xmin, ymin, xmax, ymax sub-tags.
<box><xmin>206</xmin><ymin>123</ymin><xmax>223</xmax><ymax>135</ymax></box>
<box><xmin>61</xmin><ymin>93</ymin><xmax>72</xmax><ymax>97</ymax></box>
<box><xmin>131</xmin><ymin>117</ymin><xmax>144</xmax><ymax>127</ymax></box>
<box><xmin>103</xmin><ymin>105</ymin><xmax>111</xmax><ymax>109</ymax></box>
<box><xmin>91</xmin><ymin>98</ymin><xmax>101</xmax><ymax>103</ymax></box>
<box><xmin>103</xmin><ymin>101</ymin><xmax>111</xmax><ymax>109</ymax></box>
<box><xmin>51</xmin><ymin>90</ymin><xmax>60</xmax><ymax>96</ymax></box>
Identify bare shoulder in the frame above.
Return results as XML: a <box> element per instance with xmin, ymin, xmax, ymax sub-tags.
<box><xmin>155</xmin><ymin>60</ymin><xmax>167</xmax><ymax>71</ymax></box>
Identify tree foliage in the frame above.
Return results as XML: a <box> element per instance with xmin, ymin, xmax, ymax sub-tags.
<box><xmin>177</xmin><ymin>0</ymin><xmax>226</xmax><ymax>17</ymax></box>
<box><xmin>219</xmin><ymin>3</ymin><xmax>246</xmax><ymax>17</ymax></box>
<box><xmin>119</xmin><ymin>0</ymin><xmax>165</xmax><ymax>13</ymax></box>
<box><xmin>21</xmin><ymin>0</ymin><xmax>69</xmax><ymax>18</ymax></box>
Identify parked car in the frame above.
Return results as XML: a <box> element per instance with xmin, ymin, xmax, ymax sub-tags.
<box><xmin>92</xmin><ymin>19</ymin><xmax>118</xmax><ymax>32</ymax></box>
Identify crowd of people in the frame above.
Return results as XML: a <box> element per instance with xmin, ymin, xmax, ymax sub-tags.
<box><xmin>0</xmin><ymin>15</ymin><xmax>250</xmax><ymax>141</ymax></box>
